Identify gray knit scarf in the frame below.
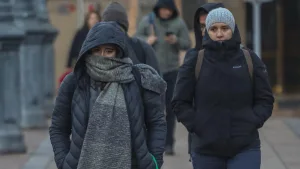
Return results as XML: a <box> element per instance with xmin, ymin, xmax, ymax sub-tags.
<box><xmin>77</xmin><ymin>55</ymin><xmax>134</xmax><ymax>169</ymax></box>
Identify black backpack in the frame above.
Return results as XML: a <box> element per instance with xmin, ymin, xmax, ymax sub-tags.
<box><xmin>129</xmin><ymin>38</ymin><xmax>146</xmax><ymax>64</ymax></box>
<box><xmin>195</xmin><ymin>49</ymin><xmax>254</xmax><ymax>81</ymax></box>
<box><xmin>132</xmin><ymin>66</ymin><xmax>144</xmax><ymax>96</ymax></box>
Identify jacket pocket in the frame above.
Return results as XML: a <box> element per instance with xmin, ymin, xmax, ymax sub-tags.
<box><xmin>192</xmin><ymin>113</ymin><xmax>207</xmax><ymax>137</ymax></box>
<box><xmin>247</xmin><ymin>110</ymin><xmax>261</xmax><ymax>129</ymax></box>
<box><xmin>192</xmin><ymin>103</ymin><xmax>223</xmax><ymax>137</ymax></box>
<box><xmin>60</xmin><ymin>158</ymin><xmax>66</xmax><ymax>169</ymax></box>
<box><xmin>61</xmin><ymin>152</ymin><xmax>71</xmax><ymax>169</ymax></box>
<box><xmin>233</xmin><ymin>109</ymin><xmax>258</xmax><ymax>136</ymax></box>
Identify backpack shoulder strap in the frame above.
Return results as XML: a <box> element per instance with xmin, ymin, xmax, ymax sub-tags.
<box><xmin>135</xmin><ymin>38</ymin><xmax>146</xmax><ymax>63</ymax></box>
<box><xmin>195</xmin><ymin>49</ymin><xmax>205</xmax><ymax>80</ymax></box>
<box><xmin>242</xmin><ymin>49</ymin><xmax>253</xmax><ymax>80</ymax></box>
<box><xmin>129</xmin><ymin>38</ymin><xmax>146</xmax><ymax>64</ymax></box>
<box><xmin>148</xmin><ymin>12</ymin><xmax>156</xmax><ymax>36</ymax></box>
<box><xmin>148</xmin><ymin>12</ymin><xmax>155</xmax><ymax>24</ymax></box>
<box><xmin>132</xmin><ymin>66</ymin><xmax>143</xmax><ymax>97</ymax></box>
<box><xmin>132</xmin><ymin>66</ymin><xmax>148</xmax><ymax>126</ymax></box>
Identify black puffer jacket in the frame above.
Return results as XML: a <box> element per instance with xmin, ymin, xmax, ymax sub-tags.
<box><xmin>172</xmin><ymin>24</ymin><xmax>274</xmax><ymax>157</ymax></box>
<box><xmin>50</xmin><ymin>22</ymin><xmax>166</xmax><ymax>169</ymax></box>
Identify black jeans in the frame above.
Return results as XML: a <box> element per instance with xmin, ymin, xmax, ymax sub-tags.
<box><xmin>163</xmin><ymin>70</ymin><xmax>178</xmax><ymax>147</ymax></box>
<box><xmin>191</xmin><ymin>139</ymin><xmax>261</xmax><ymax>169</ymax></box>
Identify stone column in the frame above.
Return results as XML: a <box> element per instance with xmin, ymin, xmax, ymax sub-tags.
<box><xmin>128</xmin><ymin>0</ymin><xmax>138</xmax><ymax>36</ymax></box>
<box><xmin>275</xmin><ymin>0</ymin><xmax>284</xmax><ymax>94</ymax></box>
<box><xmin>33</xmin><ymin>0</ymin><xmax>58</xmax><ymax>117</ymax></box>
<box><xmin>12</xmin><ymin>0</ymin><xmax>48</xmax><ymax>128</ymax></box>
<box><xmin>0</xmin><ymin>0</ymin><xmax>26</xmax><ymax>154</ymax></box>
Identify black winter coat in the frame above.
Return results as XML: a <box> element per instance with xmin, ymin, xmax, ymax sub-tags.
<box><xmin>172</xmin><ymin>25</ymin><xmax>274</xmax><ymax>157</ymax></box>
<box><xmin>50</xmin><ymin>22</ymin><xmax>166</xmax><ymax>169</ymax></box>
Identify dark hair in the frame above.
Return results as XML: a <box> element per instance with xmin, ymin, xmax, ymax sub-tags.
<box><xmin>83</xmin><ymin>11</ymin><xmax>101</xmax><ymax>29</ymax></box>
<box><xmin>199</xmin><ymin>10</ymin><xmax>208</xmax><ymax>16</ymax></box>
<box><xmin>197</xmin><ymin>10</ymin><xmax>208</xmax><ymax>23</ymax></box>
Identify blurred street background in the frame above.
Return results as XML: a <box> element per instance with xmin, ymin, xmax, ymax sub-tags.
<box><xmin>1</xmin><ymin>0</ymin><xmax>300</xmax><ymax>169</ymax></box>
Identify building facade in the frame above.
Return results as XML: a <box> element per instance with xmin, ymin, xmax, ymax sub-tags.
<box><xmin>48</xmin><ymin>0</ymin><xmax>300</xmax><ymax>95</ymax></box>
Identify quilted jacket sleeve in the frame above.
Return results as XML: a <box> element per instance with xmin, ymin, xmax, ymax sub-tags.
<box><xmin>171</xmin><ymin>49</ymin><xmax>198</xmax><ymax>133</ymax></box>
<box><xmin>143</xmin><ymin>89</ymin><xmax>167</xmax><ymax>168</ymax></box>
<box><xmin>133</xmin><ymin>64</ymin><xmax>167</xmax><ymax>168</ymax></box>
<box><xmin>250</xmin><ymin>51</ymin><xmax>274</xmax><ymax>128</ymax></box>
<box><xmin>49</xmin><ymin>72</ymin><xmax>76</xmax><ymax>169</ymax></box>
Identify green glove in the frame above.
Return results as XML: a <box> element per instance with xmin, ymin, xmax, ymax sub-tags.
<box><xmin>151</xmin><ymin>154</ymin><xmax>159</xmax><ymax>169</ymax></box>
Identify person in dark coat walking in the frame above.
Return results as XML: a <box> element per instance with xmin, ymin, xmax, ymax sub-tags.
<box><xmin>66</xmin><ymin>11</ymin><xmax>101</xmax><ymax>69</ymax></box>
<box><xmin>172</xmin><ymin>8</ymin><xmax>274</xmax><ymax>169</ymax></box>
<box><xmin>50</xmin><ymin>21</ymin><xmax>167</xmax><ymax>169</ymax></box>
<box><xmin>136</xmin><ymin>0</ymin><xmax>191</xmax><ymax>155</ymax></box>
<box><xmin>186</xmin><ymin>2</ymin><xmax>225</xmax><ymax>157</ymax></box>
<box><xmin>101</xmin><ymin>2</ymin><xmax>160</xmax><ymax>73</ymax></box>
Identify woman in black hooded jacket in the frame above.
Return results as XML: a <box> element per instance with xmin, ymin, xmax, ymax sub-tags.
<box><xmin>172</xmin><ymin>8</ymin><xmax>274</xmax><ymax>169</ymax></box>
<box><xmin>50</xmin><ymin>21</ymin><xmax>167</xmax><ymax>169</ymax></box>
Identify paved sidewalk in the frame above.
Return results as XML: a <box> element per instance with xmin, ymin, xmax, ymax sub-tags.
<box><xmin>0</xmin><ymin>128</ymin><xmax>48</xmax><ymax>169</ymax></box>
<box><xmin>261</xmin><ymin>119</ymin><xmax>300</xmax><ymax>169</ymax></box>
<box><xmin>18</xmin><ymin>117</ymin><xmax>300</xmax><ymax>169</ymax></box>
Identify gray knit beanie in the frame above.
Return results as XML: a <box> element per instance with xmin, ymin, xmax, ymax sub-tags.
<box><xmin>102</xmin><ymin>2</ymin><xmax>129</xmax><ymax>32</ymax></box>
<box><xmin>205</xmin><ymin>8</ymin><xmax>235</xmax><ymax>32</ymax></box>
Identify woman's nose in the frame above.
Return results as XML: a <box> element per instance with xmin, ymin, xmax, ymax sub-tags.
<box><xmin>216</xmin><ymin>30</ymin><xmax>223</xmax><ymax>38</ymax></box>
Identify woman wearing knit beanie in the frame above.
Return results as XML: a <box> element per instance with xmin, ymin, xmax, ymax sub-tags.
<box><xmin>172</xmin><ymin>8</ymin><xmax>274</xmax><ymax>169</ymax></box>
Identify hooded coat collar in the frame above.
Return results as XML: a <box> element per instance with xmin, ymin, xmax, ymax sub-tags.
<box><xmin>74</xmin><ymin>21</ymin><xmax>129</xmax><ymax>83</ymax></box>
<box><xmin>193</xmin><ymin>3</ymin><xmax>225</xmax><ymax>50</ymax></box>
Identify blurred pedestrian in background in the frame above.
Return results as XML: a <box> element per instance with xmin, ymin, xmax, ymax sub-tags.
<box><xmin>58</xmin><ymin>11</ymin><xmax>101</xmax><ymax>87</ymax></box>
<box><xmin>102</xmin><ymin>2</ymin><xmax>160</xmax><ymax>73</ymax></box>
<box><xmin>66</xmin><ymin>11</ymin><xmax>101</xmax><ymax>70</ymax></box>
<box><xmin>135</xmin><ymin>0</ymin><xmax>191</xmax><ymax>155</ymax></box>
